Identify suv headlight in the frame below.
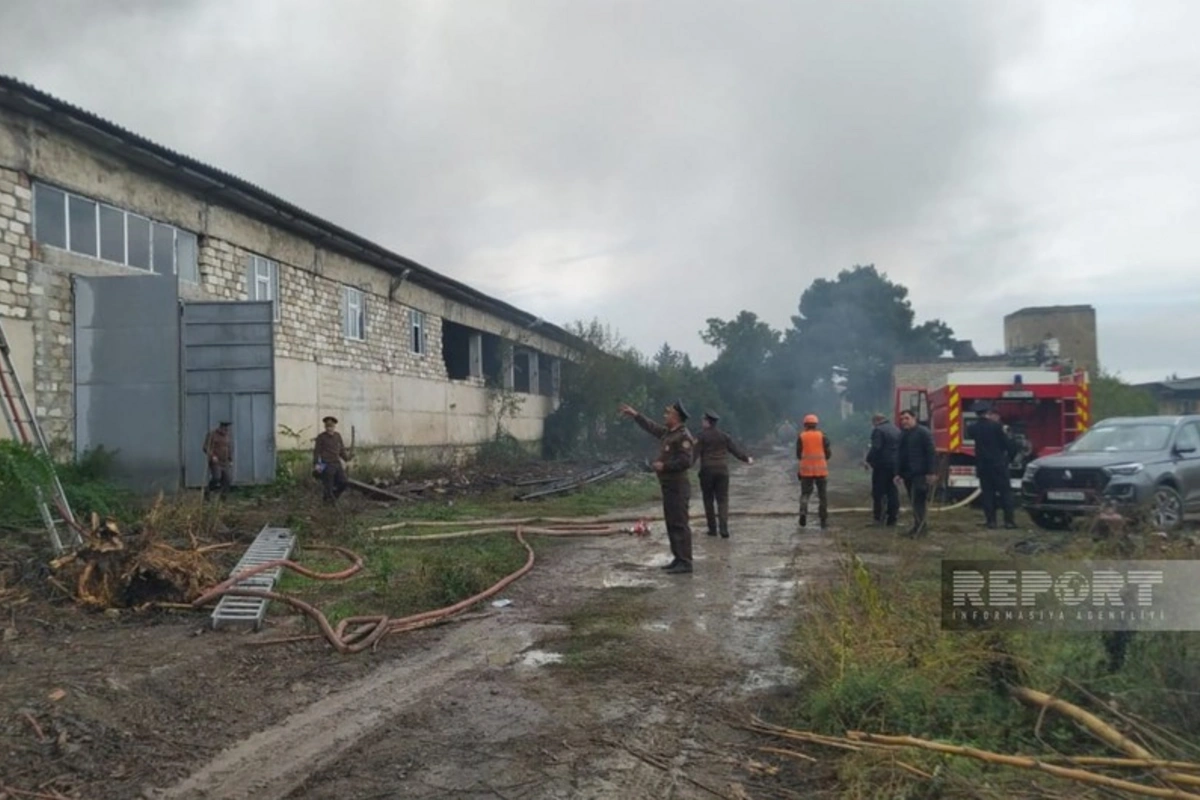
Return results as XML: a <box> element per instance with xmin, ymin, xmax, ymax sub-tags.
<box><xmin>1023</xmin><ymin>464</ymin><xmax>1039</xmax><ymax>481</ymax></box>
<box><xmin>1104</xmin><ymin>462</ymin><xmax>1144</xmax><ymax>477</ymax></box>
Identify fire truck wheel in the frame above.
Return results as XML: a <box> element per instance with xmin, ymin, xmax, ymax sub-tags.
<box><xmin>1028</xmin><ymin>509</ymin><xmax>1073</xmax><ymax>531</ymax></box>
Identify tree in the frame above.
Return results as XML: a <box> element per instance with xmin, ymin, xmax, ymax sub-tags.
<box><xmin>1090</xmin><ymin>371</ymin><xmax>1158</xmax><ymax>422</ymax></box>
<box><xmin>699</xmin><ymin>311</ymin><xmax>784</xmax><ymax>440</ymax></box>
<box><xmin>786</xmin><ymin>265</ymin><xmax>958</xmax><ymax>410</ymax></box>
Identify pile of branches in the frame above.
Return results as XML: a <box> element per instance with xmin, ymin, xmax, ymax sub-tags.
<box><xmin>745</xmin><ymin>686</ymin><xmax>1200</xmax><ymax>799</ymax></box>
<box><xmin>48</xmin><ymin>509</ymin><xmax>226</xmax><ymax>610</ymax></box>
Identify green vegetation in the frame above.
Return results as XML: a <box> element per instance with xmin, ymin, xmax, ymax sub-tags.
<box><xmin>1090</xmin><ymin>369</ymin><xmax>1159</xmax><ymax>422</ymax></box>
<box><xmin>371</xmin><ymin>472</ymin><xmax>660</xmax><ymax>526</ymax></box>
<box><xmin>273</xmin><ymin>472</ymin><xmax>659</xmax><ymax>626</ymax></box>
<box><xmin>545</xmin><ymin>265</ymin><xmax>966</xmax><ymax>459</ymax></box>
<box><xmin>0</xmin><ymin>440</ymin><xmax>131</xmax><ymax>532</ymax></box>
<box><xmin>776</xmin><ymin>524</ymin><xmax>1200</xmax><ymax>798</ymax></box>
<box><xmin>546</xmin><ymin>585</ymin><xmax>655</xmax><ymax>674</ymax></box>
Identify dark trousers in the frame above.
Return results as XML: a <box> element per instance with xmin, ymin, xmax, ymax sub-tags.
<box><xmin>206</xmin><ymin>461</ymin><xmax>232</xmax><ymax>498</ymax></box>
<box><xmin>699</xmin><ymin>469</ymin><xmax>730</xmax><ymax>534</ymax></box>
<box><xmin>902</xmin><ymin>476</ymin><xmax>930</xmax><ymax>534</ymax></box>
<box><xmin>871</xmin><ymin>464</ymin><xmax>899</xmax><ymax>524</ymax></box>
<box><xmin>660</xmin><ymin>478</ymin><xmax>693</xmax><ymax>564</ymax></box>
<box><xmin>319</xmin><ymin>462</ymin><xmax>349</xmax><ymax>502</ymax></box>
<box><xmin>799</xmin><ymin>476</ymin><xmax>828</xmax><ymax>524</ymax></box>
<box><xmin>978</xmin><ymin>464</ymin><xmax>1015</xmax><ymax>525</ymax></box>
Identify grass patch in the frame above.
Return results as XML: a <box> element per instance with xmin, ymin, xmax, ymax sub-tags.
<box><xmin>549</xmin><ymin>586</ymin><xmax>655</xmax><ymax>674</ymax></box>
<box><xmin>372</xmin><ymin>472</ymin><xmax>660</xmax><ymax>525</ymax></box>
<box><xmin>772</xmin><ymin>523</ymin><xmax>1200</xmax><ymax>798</ymax></box>
<box><xmin>0</xmin><ymin>441</ymin><xmax>132</xmax><ymax>534</ymax></box>
<box><xmin>275</xmin><ymin>531</ymin><xmax>539</xmax><ymax>625</ymax></box>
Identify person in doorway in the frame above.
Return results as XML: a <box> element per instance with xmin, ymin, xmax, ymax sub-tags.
<box><xmin>967</xmin><ymin>404</ymin><xmax>1018</xmax><ymax>529</ymax></box>
<box><xmin>313</xmin><ymin>415</ymin><xmax>352</xmax><ymax>503</ymax></box>
<box><xmin>895</xmin><ymin>409</ymin><xmax>938</xmax><ymax>537</ymax></box>
<box><xmin>202</xmin><ymin>421</ymin><xmax>233</xmax><ymax>499</ymax></box>
<box><xmin>619</xmin><ymin>400</ymin><xmax>696</xmax><ymax>574</ymax></box>
<box><xmin>694</xmin><ymin>410</ymin><xmax>754</xmax><ymax>538</ymax></box>
<box><xmin>863</xmin><ymin>413</ymin><xmax>901</xmax><ymax>526</ymax></box>
<box><xmin>796</xmin><ymin>414</ymin><xmax>832</xmax><ymax>530</ymax></box>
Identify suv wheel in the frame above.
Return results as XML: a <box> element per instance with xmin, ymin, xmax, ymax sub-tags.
<box><xmin>1028</xmin><ymin>509</ymin><xmax>1072</xmax><ymax>531</ymax></box>
<box><xmin>1150</xmin><ymin>485</ymin><xmax>1184</xmax><ymax>531</ymax></box>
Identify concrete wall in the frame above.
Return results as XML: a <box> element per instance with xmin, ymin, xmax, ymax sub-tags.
<box><xmin>893</xmin><ymin>360</ymin><xmax>1016</xmax><ymax>395</ymax></box>
<box><xmin>0</xmin><ymin>104</ymin><xmax>571</xmax><ymax>461</ymax></box>
<box><xmin>1004</xmin><ymin>305</ymin><xmax>1098</xmax><ymax>373</ymax></box>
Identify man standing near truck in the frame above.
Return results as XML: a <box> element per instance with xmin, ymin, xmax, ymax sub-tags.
<box><xmin>895</xmin><ymin>408</ymin><xmax>937</xmax><ymax>537</ymax></box>
<box><xmin>619</xmin><ymin>400</ymin><xmax>696</xmax><ymax>574</ymax></box>
<box><xmin>694</xmin><ymin>410</ymin><xmax>754</xmax><ymax>538</ymax></box>
<box><xmin>797</xmin><ymin>414</ymin><xmax>832</xmax><ymax>530</ymax></box>
<box><xmin>968</xmin><ymin>404</ymin><xmax>1018</xmax><ymax>529</ymax></box>
<box><xmin>864</xmin><ymin>413</ymin><xmax>901</xmax><ymax>526</ymax></box>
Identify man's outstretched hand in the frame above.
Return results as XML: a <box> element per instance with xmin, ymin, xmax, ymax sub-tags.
<box><xmin>618</xmin><ymin>404</ymin><xmax>637</xmax><ymax>418</ymax></box>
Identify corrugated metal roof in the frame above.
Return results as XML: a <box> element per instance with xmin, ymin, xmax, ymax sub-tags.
<box><xmin>0</xmin><ymin>74</ymin><xmax>585</xmax><ymax>351</ymax></box>
<box><xmin>1137</xmin><ymin>377</ymin><xmax>1200</xmax><ymax>393</ymax></box>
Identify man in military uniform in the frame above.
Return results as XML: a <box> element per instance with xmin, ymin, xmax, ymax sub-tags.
<box><xmin>202</xmin><ymin>421</ymin><xmax>233</xmax><ymax>500</ymax></box>
<box><xmin>313</xmin><ymin>415</ymin><xmax>353</xmax><ymax>503</ymax></box>
<box><xmin>694</xmin><ymin>410</ymin><xmax>754</xmax><ymax>538</ymax></box>
<box><xmin>796</xmin><ymin>413</ymin><xmax>832</xmax><ymax>529</ymax></box>
<box><xmin>619</xmin><ymin>400</ymin><xmax>696</xmax><ymax>574</ymax></box>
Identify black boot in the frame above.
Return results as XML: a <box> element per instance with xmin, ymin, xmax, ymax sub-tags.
<box><xmin>665</xmin><ymin>561</ymin><xmax>693</xmax><ymax>574</ymax></box>
<box><xmin>660</xmin><ymin>558</ymin><xmax>680</xmax><ymax>570</ymax></box>
<box><xmin>719</xmin><ymin>528</ymin><xmax>730</xmax><ymax>539</ymax></box>
<box><xmin>706</xmin><ymin>529</ymin><xmax>718</xmax><ymax>537</ymax></box>
<box><xmin>798</xmin><ymin>513</ymin><xmax>807</xmax><ymax>529</ymax></box>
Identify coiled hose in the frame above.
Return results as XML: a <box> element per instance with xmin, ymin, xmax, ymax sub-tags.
<box><xmin>194</xmin><ymin>487</ymin><xmax>982</xmax><ymax>653</ymax></box>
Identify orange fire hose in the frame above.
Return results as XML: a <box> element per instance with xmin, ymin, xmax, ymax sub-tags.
<box><xmin>192</xmin><ymin>524</ymin><xmax>637</xmax><ymax>653</ymax></box>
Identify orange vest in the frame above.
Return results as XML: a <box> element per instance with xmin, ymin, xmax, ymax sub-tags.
<box><xmin>798</xmin><ymin>429</ymin><xmax>829</xmax><ymax>478</ymax></box>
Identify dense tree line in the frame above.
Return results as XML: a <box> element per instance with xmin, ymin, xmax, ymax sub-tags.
<box><xmin>542</xmin><ymin>264</ymin><xmax>1154</xmax><ymax>459</ymax></box>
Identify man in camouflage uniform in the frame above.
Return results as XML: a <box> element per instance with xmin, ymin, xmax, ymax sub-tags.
<box><xmin>313</xmin><ymin>415</ymin><xmax>353</xmax><ymax>503</ymax></box>
<box><xmin>694</xmin><ymin>410</ymin><xmax>754</xmax><ymax>538</ymax></box>
<box><xmin>619</xmin><ymin>399</ymin><xmax>696</xmax><ymax>574</ymax></box>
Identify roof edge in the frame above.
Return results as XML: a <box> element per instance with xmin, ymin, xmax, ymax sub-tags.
<box><xmin>0</xmin><ymin>74</ymin><xmax>587</xmax><ymax>352</ymax></box>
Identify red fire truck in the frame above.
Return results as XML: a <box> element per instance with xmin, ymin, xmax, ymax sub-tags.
<box><xmin>893</xmin><ymin>368</ymin><xmax>1092</xmax><ymax>501</ymax></box>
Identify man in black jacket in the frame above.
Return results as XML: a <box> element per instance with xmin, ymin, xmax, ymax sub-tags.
<box><xmin>864</xmin><ymin>413</ymin><xmax>901</xmax><ymax>526</ymax></box>
<box><xmin>895</xmin><ymin>408</ymin><xmax>938</xmax><ymax>537</ymax></box>
<box><xmin>968</xmin><ymin>404</ymin><xmax>1018</xmax><ymax>529</ymax></box>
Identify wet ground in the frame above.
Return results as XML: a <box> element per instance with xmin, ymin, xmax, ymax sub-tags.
<box><xmin>4</xmin><ymin>450</ymin><xmax>1054</xmax><ymax>799</ymax></box>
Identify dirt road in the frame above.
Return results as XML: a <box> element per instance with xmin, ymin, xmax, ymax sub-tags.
<box><xmin>143</xmin><ymin>449</ymin><xmax>864</xmax><ymax>800</ymax></box>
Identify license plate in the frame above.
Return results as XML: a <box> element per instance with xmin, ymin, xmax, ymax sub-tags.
<box><xmin>1047</xmin><ymin>490</ymin><xmax>1086</xmax><ymax>502</ymax></box>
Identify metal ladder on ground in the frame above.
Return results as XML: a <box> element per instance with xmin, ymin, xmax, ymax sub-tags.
<box><xmin>0</xmin><ymin>318</ymin><xmax>81</xmax><ymax>555</ymax></box>
<box><xmin>210</xmin><ymin>526</ymin><xmax>297</xmax><ymax>631</ymax></box>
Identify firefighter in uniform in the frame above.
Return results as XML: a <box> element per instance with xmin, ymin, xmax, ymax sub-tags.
<box><xmin>619</xmin><ymin>400</ymin><xmax>696</xmax><ymax>574</ymax></box>
<box><xmin>796</xmin><ymin>414</ymin><xmax>832</xmax><ymax>529</ymax></box>
<box><xmin>694</xmin><ymin>410</ymin><xmax>754</xmax><ymax>538</ymax></box>
<box><xmin>967</xmin><ymin>403</ymin><xmax>1018</xmax><ymax>529</ymax></box>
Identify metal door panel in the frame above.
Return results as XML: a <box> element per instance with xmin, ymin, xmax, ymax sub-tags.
<box><xmin>73</xmin><ymin>274</ymin><xmax>181</xmax><ymax>493</ymax></box>
<box><xmin>182</xmin><ymin>302</ymin><xmax>275</xmax><ymax>487</ymax></box>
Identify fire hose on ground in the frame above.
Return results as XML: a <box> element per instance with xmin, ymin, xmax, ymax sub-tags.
<box><xmin>190</xmin><ymin>488</ymin><xmax>982</xmax><ymax>654</ymax></box>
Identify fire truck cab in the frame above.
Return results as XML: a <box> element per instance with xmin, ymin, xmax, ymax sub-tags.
<box><xmin>894</xmin><ymin>369</ymin><xmax>1091</xmax><ymax>502</ymax></box>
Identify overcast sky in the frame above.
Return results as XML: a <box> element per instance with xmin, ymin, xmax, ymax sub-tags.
<box><xmin>1</xmin><ymin>0</ymin><xmax>1196</xmax><ymax>383</ymax></box>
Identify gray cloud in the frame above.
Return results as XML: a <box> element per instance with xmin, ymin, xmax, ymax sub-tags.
<box><xmin>1</xmin><ymin>0</ymin><xmax>1193</xmax><ymax>383</ymax></box>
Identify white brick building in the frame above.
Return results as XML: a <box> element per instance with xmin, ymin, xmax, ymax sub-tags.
<box><xmin>0</xmin><ymin>76</ymin><xmax>579</xmax><ymax>489</ymax></box>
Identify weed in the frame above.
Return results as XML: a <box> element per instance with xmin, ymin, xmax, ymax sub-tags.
<box><xmin>0</xmin><ymin>441</ymin><xmax>131</xmax><ymax>533</ymax></box>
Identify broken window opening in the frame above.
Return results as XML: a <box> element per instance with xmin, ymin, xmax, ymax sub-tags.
<box><xmin>442</xmin><ymin>320</ymin><xmax>473</xmax><ymax>380</ymax></box>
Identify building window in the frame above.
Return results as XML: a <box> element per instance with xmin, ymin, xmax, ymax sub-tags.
<box><xmin>247</xmin><ymin>255</ymin><xmax>280</xmax><ymax>321</ymax></box>
<box><xmin>31</xmin><ymin>182</ymin><xmax>199</xmax><ymax>281</ymax></box>
<box><xmin>410</xmin><ymin>308</ymin><xmax>425</xmax><ymax>355</ymax></box>
<box><xmin>343</xmin><ymin>286</ymin><xmax>365</xmax><ymax>341</ymax></box>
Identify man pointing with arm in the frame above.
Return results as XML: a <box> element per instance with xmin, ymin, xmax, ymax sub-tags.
<box><xmin>620</xmin><ymin>400</ymin><xmax>696</xmax><ymax>574</ymax></box>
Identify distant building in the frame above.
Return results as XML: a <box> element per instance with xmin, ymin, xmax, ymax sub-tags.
<box><xmin>1134</xmin><ymin>377</ymin><xmax>1200</xmax><ymax>416</ymax></box>
<box><xmin>1003</xmin><ymin>305</ymin><xmax>1098</xmax><ymax>374</ymax></box>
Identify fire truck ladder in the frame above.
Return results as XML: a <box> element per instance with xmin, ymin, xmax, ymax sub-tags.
<box><xmin>0</xmin><ymin>318</ymin><xmax>81</xmax><ymax>555</ymax></box>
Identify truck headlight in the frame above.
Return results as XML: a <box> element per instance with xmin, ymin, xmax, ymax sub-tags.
<box><xmin>1104</xmin><ymin>463</ymin><xmax>1144</xmax><ymax>477</ymax></box>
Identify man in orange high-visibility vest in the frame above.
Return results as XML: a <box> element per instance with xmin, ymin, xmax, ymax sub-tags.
<box><xmin>796</xmin><ymin>413</ymin><xmax>832</xmax><ymax>529</ymax></box>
